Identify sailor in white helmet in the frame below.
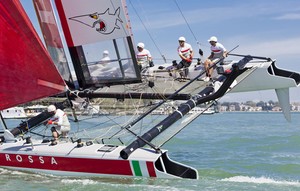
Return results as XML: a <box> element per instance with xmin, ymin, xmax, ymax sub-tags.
<box><xmin>90</xmin><ymin>50</ymin><xmax>111</xmax><ymax>77</ymax></box>
<box><xmin>100</xmin><ymin>50</ymin><xmax>110</xmax><ymax>66</ymax></box>
<box><xmin>136</xmin><ymin>42</ymin><xmax>153</xmax><ymax>70</ymax></box>
<box><xmin>202</xmin><ymin>36</ymin><xmax>227</xmax><ymax>82</ymax></box>
<box><xmin>176</xmin><ymin>36</ymin><xmax>194</xmax><ymax>78</ymax></box>
<box><xmin>47</xmin><ymin>105</ymin><xmax>71</xmax><ymax>145</ymax></box>
<box><xmin>100</xmin><ymin>50</ymin><xmax>111</xmax><ymax>66</ymax></box>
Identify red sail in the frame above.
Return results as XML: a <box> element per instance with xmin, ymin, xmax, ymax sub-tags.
<box><xmin>0</xmin><ymin>0</ymin><xmax>66</xmax><ymax>110</ymax></box>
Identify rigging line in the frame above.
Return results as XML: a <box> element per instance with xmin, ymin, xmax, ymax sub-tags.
<box><xmin>69</xmin><ymin>90</ymin><xmax>124</xmax><ymax>128</ymax></box>
<box><xmin>128</xmin><ymin>0</ymin><xmax>166</xmax><ymax>63</ymax></box>
<box><xmin>173</xmin><ymin>0</ymin><xmax>202</xmax><ymax>49</ymax></box>
<box><xmin>160</xmin><ymin>54</ymin><xmax>246</xmax><ymax>146</ymax></box>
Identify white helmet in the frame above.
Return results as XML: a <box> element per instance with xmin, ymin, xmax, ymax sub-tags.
<box><xmin>208</xmin><ymin>36</ymin><xmax>218</xmax><ymax>42</ymax></box>
<box><xmin>47</xmin><ymin>105</ymin><xmax>56</xmax><ymax>112</ymax></box>
<box><xmin>103</xmin><ymin>50</ymin><xmax>109</xmax><ymax>55</ymax></box>
<box><xmin>137</xmin><ymin>42</ymin><xmax>145</xmax><ymax>48</ymax></box>
<box><xmin>178</xmin><ymin>36</ymin><xmax>186</xmax><ymax>42</ymax></box>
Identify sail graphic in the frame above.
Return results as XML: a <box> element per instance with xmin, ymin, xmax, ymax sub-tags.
<box><xmin>69</xmin><ymin>7</ymin><xmax>123</xmax><ymax>35</ymax></box>
<box><xmin>55</xmin><ymin>0</ymin><xmax>130</xmax><ymax>47</ymax></box>
<box><xmin>0</xmin><ymin>0</ymin><xmax>66</xmax><ymax>110</ymax></box>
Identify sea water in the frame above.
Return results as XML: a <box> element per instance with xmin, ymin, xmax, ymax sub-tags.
<box><xmin>1</xmin><ymin>112</ymin><xmax>300</xmax><ymax>191</ymax></box>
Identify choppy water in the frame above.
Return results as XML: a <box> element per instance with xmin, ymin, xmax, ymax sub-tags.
<box><xmin>2</xmin><ymin>112</ymin><xmax>300</xmax><ymax>191</ymax></box>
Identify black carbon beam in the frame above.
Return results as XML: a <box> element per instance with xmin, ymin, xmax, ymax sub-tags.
<box><xmin>9</xmin><ymin>111</ymin><xmax>53</xmax><ymax>137</ymax></box>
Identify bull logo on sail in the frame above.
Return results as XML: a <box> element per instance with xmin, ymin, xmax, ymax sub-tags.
<box><xmin>69</xmin><ymin>7</ymin><xmax>123</xmax><ymax>35</ymax></box>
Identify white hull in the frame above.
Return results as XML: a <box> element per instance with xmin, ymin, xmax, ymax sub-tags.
<box><xmin>0</xmin><ymin>136</ymin><xmax>198</xmax><ymax>179</ymax></box>
<box><xmin>231</xmin><ymin>61</ymin><xmax>299</xmax><ymax>92</ymax></box>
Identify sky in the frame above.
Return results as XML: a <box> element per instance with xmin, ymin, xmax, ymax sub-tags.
<box><xmin>21</xmin><ymin>0</ymin><xmax>300</xmax><ymax>103</ymax></box>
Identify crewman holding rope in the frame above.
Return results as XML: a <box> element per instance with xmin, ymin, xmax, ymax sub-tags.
<box><xmin>47</xmin><ymin>105</ymin><xmax>71</xmax><ymax>145</ymax></box>
<box><xmin>177</xmin><ymin>36</ymin><xmax>194</xmax><ymax>78</ymax></box>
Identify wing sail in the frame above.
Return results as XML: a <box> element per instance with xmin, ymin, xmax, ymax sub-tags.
<box><xmin>33</xmin><ymin>0</ymin><xmax>74</xmax><ymax>88</ymax></box>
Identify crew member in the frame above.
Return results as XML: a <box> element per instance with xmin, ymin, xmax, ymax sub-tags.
<box><xmin>100</xmin><ymin>50</ymin><xmax>111</xmax><ymax>66</ymax></box>
<box><xmin>202</xmin><ymin>36</ymin><xmax>227</xmax><ymax>82</ymax></box>
<box><xmin>177</xmin><ymin>36</ymin><xmax>194</xmax><ymax>78</ymax></box>
<box><xmin>136</xmin><ymin>42</ymin><xmax>153</xmax><ymax>70</ymax></box>
<box><xmin>47</xmin><ymin>105</ymin><xmax>71</xmax><ymax>145</ymax></box>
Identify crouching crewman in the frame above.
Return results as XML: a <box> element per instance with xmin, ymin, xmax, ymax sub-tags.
<box><xmin>47</xmin><ymin>105</ymin><xmax>71</xmax><ymax>145</ymax></box>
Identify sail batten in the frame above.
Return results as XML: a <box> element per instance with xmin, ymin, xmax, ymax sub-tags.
<box><xmin>37</xmin><ymin>79</ymin><xmax>66</xmax><ymax>91</ymax></box>
<box><xmin>0</xmin><ymin>0</ymin><xmax>66</xmax><ymax>110</ymax></box>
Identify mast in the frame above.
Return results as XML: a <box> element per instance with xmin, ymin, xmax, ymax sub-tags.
<box><xmin>120</xmin><ymin>56</ymin><xmax>253</xmax><ymax>159</ymax></box>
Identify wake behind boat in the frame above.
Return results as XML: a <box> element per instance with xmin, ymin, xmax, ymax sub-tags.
<box><xmin>0</xmin><ymin>0</ymin><xmax>299</xmax><ymax>180</ymax></box>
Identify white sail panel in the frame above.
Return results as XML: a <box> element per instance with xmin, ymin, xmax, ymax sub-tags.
<box><xmin>55</xmin><ymin>0</ymin><xmax>131</xmax><ymax>46</ymax></box>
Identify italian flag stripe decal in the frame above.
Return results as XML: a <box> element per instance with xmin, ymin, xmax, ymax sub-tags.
<box><xmin>132</xmin><ymin>160</ymin><xmax>142</xmax><ymax>176</ymax></box>
<box><xmin>146</xmin><ymin>161</ymin><xmax>157</xmax><ymax>177</ymax></box>
<box><xmin>131</xmin><ymin>160</ymin><xmax>157</xmax><ymax>177</ymax></box>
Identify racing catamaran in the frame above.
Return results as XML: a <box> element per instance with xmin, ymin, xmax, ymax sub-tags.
<box><xmin>0</xmin><ymin>0</ymin><xmax>299</xmax><ymax>179</ymax></box>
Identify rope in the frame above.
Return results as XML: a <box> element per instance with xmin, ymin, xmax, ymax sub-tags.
<box><xmin>173</xmin><ymin>0</ymin><xmax>203</xmax><ymax>51</ymax></box>
<box><xmin>128</xmin><ymin>0</ymin><xmax>167</xmax><ymax>63</ymax></box>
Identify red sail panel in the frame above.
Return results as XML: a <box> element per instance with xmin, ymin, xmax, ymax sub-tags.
<box><xmin>33</xmin><ymin>0</ymin><xmax>63</xmax><ymax>48</ymax></box>
<box><xmin>0</xmin><ymin>0</ymin><xmax>66</xmax><ymax>110</ymax></box>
